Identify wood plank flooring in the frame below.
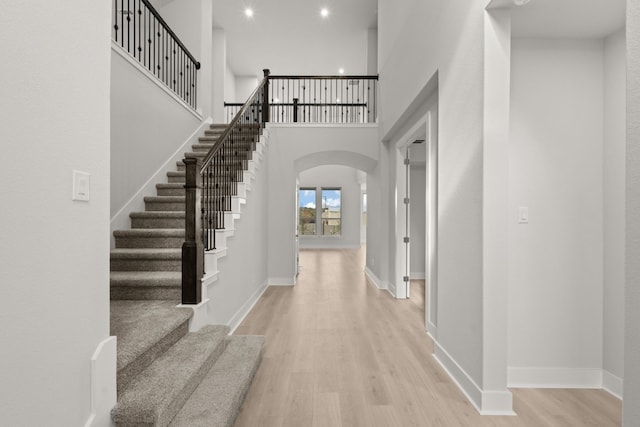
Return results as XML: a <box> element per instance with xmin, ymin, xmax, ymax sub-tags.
<box><xmin>233</xmin><ymin>247</ymin><xmax>621</xmax><ymax>426</ymax></box>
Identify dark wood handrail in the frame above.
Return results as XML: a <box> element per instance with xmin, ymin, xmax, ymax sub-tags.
<box><xmin>200</xmin><ymin>76</ymin><xmax>268</xmax><ymax>172</ymax></box>
<box><xmin>268</xmin><ymin>75</ymin><xmax>378</xmax><ymax>80</ymax></box>
<box><xmin>140</xmin><ymin>0</ymin><xmax>201</xmax><ymax>69</ymax></box>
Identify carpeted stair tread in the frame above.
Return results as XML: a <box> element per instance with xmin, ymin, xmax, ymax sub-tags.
<box><xmin>144</xmin><ymin>196</ymin><xmax>185</xmax><ymax>202</ymax></box>
<box><xmin>130</xmin><ymin>211</ymin><xmax>185</xmax><ymax>219</ymax></box>
<box><xmin>111</xmin><ymin>271</ymin><xmax>182</xmax><ymax>286</ymax></box>
<box><xmin>114</xmin><ymin>229</ymin><xmax>184</xmax><ymax>238</ymax></box>
<box><xmin>112</xmin><ymin>325</ymin><xmax>230</xmax><ymax>427</ymax></box>
<box><xmin>110</xmin><ymin>271</ymin><xmax>182</xmax><ymax>300</ymax></box>
<box><xmin>130</xmin><ymin>212</ymin><xmax>185</xmax><ymax>229</ymax></box>
<box><xmin>111</xmin><ymin>248</ymin><xmax>182</xmax><ymax>259</ymax></box>
<box><xmin>111</xmin><ymin>300</ymin><xmax>193</xmax><ymax>393</ymax></box>
<box><xmin>169</xmin><ymin>335</ymin><xmax>265</xmax><ymax>427</ymax></box>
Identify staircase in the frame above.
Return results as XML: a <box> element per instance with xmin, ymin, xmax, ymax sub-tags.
<box><xmin>109</xmin><ymin>124</ymin><xmax>265</xmax><ymax>426</ymax></box>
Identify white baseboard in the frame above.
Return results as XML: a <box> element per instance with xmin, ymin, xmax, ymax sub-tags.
<box><xmin>268</xmin><ymin>277</ymin><xmax>296</xmax><ymax>286</ymax></box>
<box><xmin>410</xmin><ymin>272</ymin><xmax>426</xmax><ymax>280</ymax></box>
<box><xmin>228</xmin><ymin>280</ymin><xmax>268</xmax><ymax>334</ymax></box>
<box><xmin>427</xmin><ymin>320</ymin><xmax>438</xmax><ymax>340</ymax></box>
<box><xmin>85</xmin><ymin>336</ymin><xmax>117</xmax><ymax>427</ymax></box>
<box><xmin>109</xmin><ymin>119</ymin><xmax>212</xmax><ymax>247</ymax></box>
<box><xmin>434</xmin><ymin>341</ymin><xmax>514</xmax><ymax>415</ymax></box>
<box><xmin>507</xmin><ymin>367</ymin><xmax>603</xmax><ymax>389</ymax></box>
<box><xmin>603</xmin><ymin>370</ymin><xmax>623</xmax><ymax>400</ymax></box>
<box><xmin>364</xmin><ymin>266</ymin><xmax>387</xmax><ymax>290</ymax></box>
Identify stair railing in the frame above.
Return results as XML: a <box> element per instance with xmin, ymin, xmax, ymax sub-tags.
<box><xmin>225</xmin><ymin>75</ymin><xmax>378</xmax><ymax>124</ymax></box>
<box><xmin>112</xmin><ymin>0</ymin><xmax>201</xmax><ymax>109</ymax></box>
<box><xmin>182</xmin><ymin>70</ymin><xmax>270</xmax><ymax>304</ymax></box>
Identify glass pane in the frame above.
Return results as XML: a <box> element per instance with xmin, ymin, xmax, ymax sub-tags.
<box><xmin>299</xmin><ymin>188</ymin><xmax>316</xmax><ymax>236</ymax></box>
<box><xmin>322</xmin><ymin>189</ymin><xmax>341</xmax><ymax>236</ymax></box>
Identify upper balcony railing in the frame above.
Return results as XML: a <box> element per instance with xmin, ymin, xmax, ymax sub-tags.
<box><xmin>112</xmin><ymin>0</ymin><xmax>201</xmax><ymax>110</ymax></box>
<box><xmin>225</xmin><ymin>74</ymin><xmax>378</xmax><ymax>124</ymax></box>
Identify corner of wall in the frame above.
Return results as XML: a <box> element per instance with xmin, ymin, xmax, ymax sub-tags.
<box><xmin>85</xmin><ymin>337</ymin><xmax>117</xmax><ymax>427</ymax></box>
<box><xmin>435</xmin><ymin>342</ymin><xmax>515</xmax><ymax>416</ymax></box>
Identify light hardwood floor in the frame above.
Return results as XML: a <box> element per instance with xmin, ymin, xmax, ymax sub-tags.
<box><xmin>234</xmin><ymin>247</ymin><xmax>621</xmax><ymax>426</ymax></box>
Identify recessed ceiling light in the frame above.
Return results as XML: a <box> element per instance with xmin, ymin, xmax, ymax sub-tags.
<box><xmin>339</xmin><ymin>68</ymin><xmax>345</xmax><ymax>75</ymax></box>
<box><xmin>320</xmin><ymin>8</ymin><xmax>329</xmax><ymax>18</ymax></box>
<box><xmin>512</xmin><ymin>0</ymin><xmax>531</xmax><ymax>6</ymax></box>
<box><xmin>244</xmin><ymin>8</ymin><xmax>254</xmax><ymax>18</ymax></box>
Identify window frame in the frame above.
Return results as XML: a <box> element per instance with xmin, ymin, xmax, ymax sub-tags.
<box><xmin>298</xmin><ymin>186</ymin><xmax>342</xmax><ymax>237</ymax></box>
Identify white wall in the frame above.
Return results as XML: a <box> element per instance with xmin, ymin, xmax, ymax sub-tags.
<box><xmin>367</xmin><ymin>28</ymin><xmax>378</xmax><ymax>75</ymax></box>
<box><xmin>604</xmin><ymin>28</ymin><xmax>626</xmax><ymax>392</ymax></box>
<box><xmin>206</xmin><ymin>139</ymin><xmax>269</xmax><ymax>327</ymax></box>
<box><xmin>508</xmin><ymin>39</ymin><xmax>604</xmax><ymax>383</ymax></box>
<box><xmin>159</xmin><ymin>0</ymin><xmax>214</xmax><ymax>116</ymax></box>
<box><xmin>225</xmin><ymin>64</ymin><xmax>236</xmax><ymax>105</ymax></box>
<box><xmin>267</xmin><ymin>125</ymin><xmax>379</xmax><ymax>284</ymax></box>
<box><xmin>625</xmin><ymin>2</ymin><xmax>640</xmax><ymax>423</ymax></box>
<box><xmin>0</xmin><ymin>1</ymin><xmax>111</xmax><ymax>425</ymax></box>
<box><xmin>212</xmin><ymin>28</ymin><xmax>227</xmax><ymax>123</ymax></box>
<box><xmin>298</xmin><ymin>165</ymin><xmax>362</xmax><ymax>249</ymax></box>
<box><xmin>378</xmin><ymin>0</ymin><xmax>488</xmax><ymax>396</ymax></box>
<box><xmin>110</xmin><ymin>49</ymin><xmax>201</xmax><ymax>219</ymax></box>
<box><xmin>235</xmin><ymin>75</ymin><xmax>261</xmax><ymax>102</ymax></box>
<box><xmin>160</xmin><ymin>0</ymin><xmax>202</xmax><ymax>62</ymax></box>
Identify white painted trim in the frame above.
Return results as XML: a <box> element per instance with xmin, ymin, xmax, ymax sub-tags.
<box><xmin>228</xmin><ymin>280</ymin><xmax>269</xmax><ymax>334</ymax></box>
<box><xmin>388</xmin><ymin>281</ymin><xmax>398</xmax><ymax>298</ymax></box>
<box><xmin>109</xmin><ymin>119</ymin><xmax>212</xmax><ymax>246</ymax></box>
<box><xmin>111</xmin><ymin>41</ymin><xmax>203</xmax><ymax>120</ymax></box>
<box><xmin>507</xmin><ymin>367</ymin><xmax>603</xmax><ymax>389</ymax></box>
<box><xmin>202</xmin><ymin>270</ymin><xmax>220</xmax><ymax>286</ymax></box>
<box><xmin>268</xmin><ymin>277</ymin><xmax>296</xmax><ymax>286</ymax></box>
<box><xmin>434</xmin><ymin>341</ymin><xmax>515</xmax><ymax>416</ymax></box>
<box><xmin>85</xmin><ymin>336</ymin><xmax>117</xmax><ymax>427</ymax></box>
<box><xmin>427</xmin><ymin>320</ymin><xmax>438</xmax><ymax>340</ymax></box>
<box><xmin>410</xmin><ymin>272</ymin><xmax>426</xmax><ymax>280</ymax></box>
<box><xmin>365</xmin><ymin>266</ymin><xmax>387</xmax><ymax>290</ymax></box>
<box><xmin>603</xmin><ymin>370</ymin><xmax>624</xmax><ymax>400</ymax></box>
<box><xmin>434</xmin><ymin>341</ymin><xmax>482</xmax><ymax>413</ymax></box>
<box><xmin>178</xmin><ymin>298</ymin><xmax>211</xmax><ymax>333</ymax></box>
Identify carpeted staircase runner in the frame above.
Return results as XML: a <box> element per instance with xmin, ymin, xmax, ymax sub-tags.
<box><xmin>109</xmin><ymin>124</ymin><xmax>265</xmax><ymax>426</ymax></box>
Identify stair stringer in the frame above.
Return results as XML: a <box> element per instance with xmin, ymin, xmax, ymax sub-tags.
<box><xmin>183</xmin><ymin>130</ymin><xmax>270</xmax><ymax>333</ymax></box>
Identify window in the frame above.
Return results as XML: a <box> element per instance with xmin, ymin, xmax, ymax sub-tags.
<box><xmin>298</xmin><ymin>187</ymin><xmax>342</xmax><ymax>237</ymax></box>
<box><xmin>321</xmin><ymin>188</ymin><xmax>341</xmax><ymax>236</ymax></box>
<box><xmin>298</xmin><ymin>188</ymin><xmax>316</xmax><ymax>236</ymax></box>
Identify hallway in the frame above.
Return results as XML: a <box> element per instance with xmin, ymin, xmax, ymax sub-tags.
<box><xmin>233</xmin><ymin>248</ymin><xmax>621</xmax><ymax>426</ymax></box>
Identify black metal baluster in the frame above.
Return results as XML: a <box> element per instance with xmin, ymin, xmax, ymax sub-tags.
<box><xmin>114</xmin><ymin>0</ymin><xmax>118</xmax><ymax>42</ymax></box>
<box><xmin>133</xmin><ymin>0</ymin><xmax>136</xmax><ymax>60</ymax></box>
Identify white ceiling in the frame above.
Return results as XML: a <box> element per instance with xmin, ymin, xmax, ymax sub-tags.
<box><xmin>491</xmin><ymin>0</ymin><xmax>625</xmax><ymax>38</ymax></box>
<box><xmin>213</xmin><ymin>0</ymin><xmax>378</xmax><ymax>77</ymax></box>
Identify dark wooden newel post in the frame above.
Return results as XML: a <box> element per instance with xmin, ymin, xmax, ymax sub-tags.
<box><xmin>182</xmin><ymin>156</ymin><xmax>203</xmax><ymax>305</ymax></box>
<box><xmin>262</xmin><ymin>68</ymin><xmax>270</xmax><ymax>125</ymax></box>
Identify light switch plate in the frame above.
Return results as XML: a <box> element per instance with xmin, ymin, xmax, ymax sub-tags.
<box><xmin>518</xmin><ymin>206</ymin><xmax>529</xmax><ymax>224</ymax></box>
<box><xmin>72</xmin><ymin>170</ymin><xmax>91</xmax><ymax>202</ymax></box>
